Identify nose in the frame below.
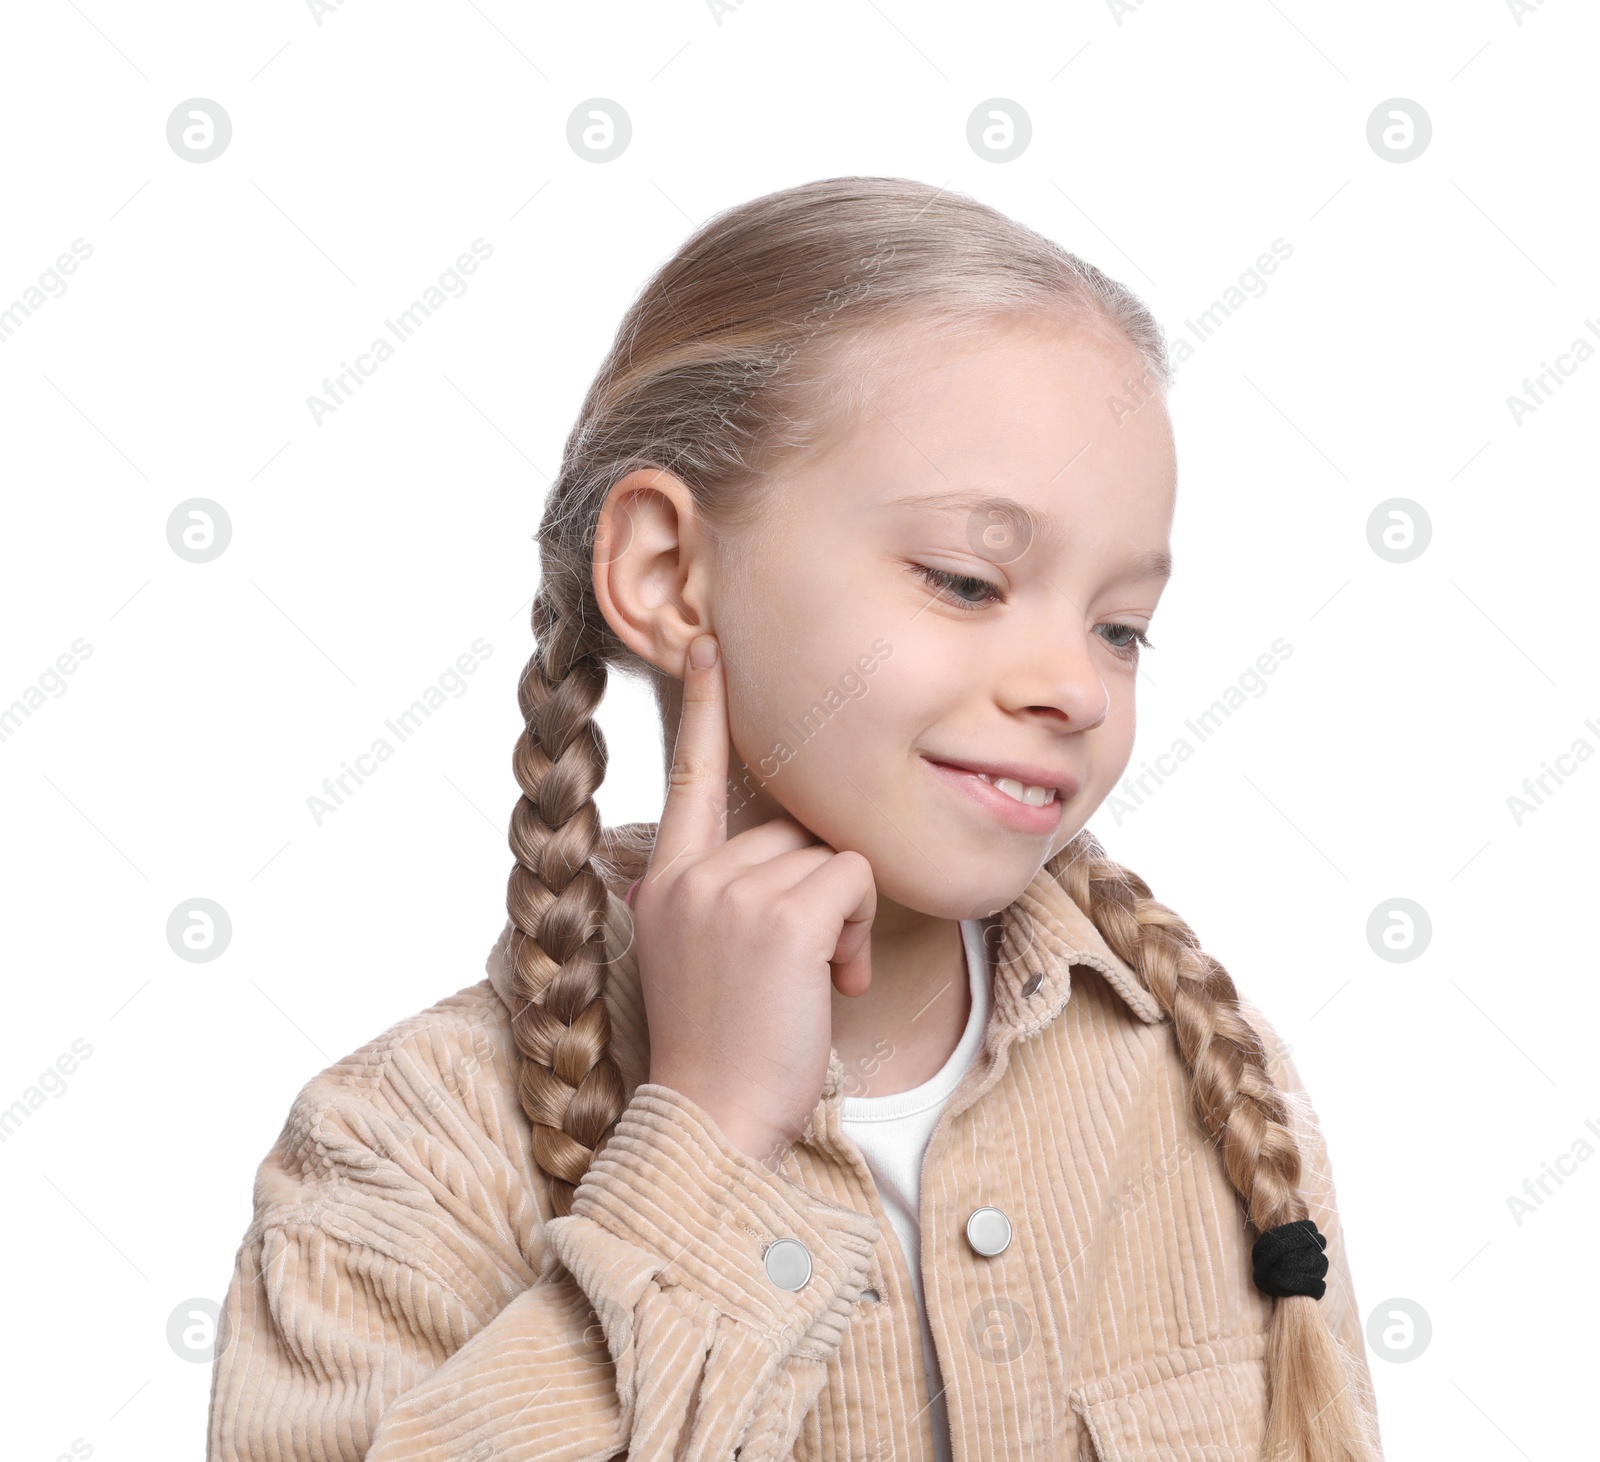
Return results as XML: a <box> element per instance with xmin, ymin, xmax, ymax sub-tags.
<box><xmin>996</xmin><ymin>618</ymin><xmax>1111</xmax><ymax>730</ymax></box>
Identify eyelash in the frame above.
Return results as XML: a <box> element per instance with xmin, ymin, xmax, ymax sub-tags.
<box><xmin>911</xmin><ymin>564</ymin><xmax>1156</xmax><ymax>661</ymax></box>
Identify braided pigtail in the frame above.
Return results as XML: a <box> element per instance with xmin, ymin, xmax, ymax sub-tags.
<box><xmin>1047</xmin><ymin>829</ymin><xmax>1381</xmax><ymax>1462</ymax></box>
<box><xmin>503</xmin><ymin>586</ymin><xmax>627</xmax><ymax>1220</ymax></box>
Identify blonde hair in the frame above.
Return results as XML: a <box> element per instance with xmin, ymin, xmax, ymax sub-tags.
<box><xmin>503</xmin><ymin>176</ymin><xmax>1378</xmax><ymax>1462</ymax></box>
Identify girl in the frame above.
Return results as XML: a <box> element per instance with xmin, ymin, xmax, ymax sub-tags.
<box><xmin>207</xmin><ymin>176</ymin><xmax>1383</xmax><ymax>1462</ymax></box>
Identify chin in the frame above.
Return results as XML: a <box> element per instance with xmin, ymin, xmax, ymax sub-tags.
<box><xmin>863</xmin><ymin>854</ymin><xmax>1037</xmax><ymax>924</ymax></box>
<box><xmin>775</xmin><ymin>792</ymin><xmax>1051</xmax><ymax>921</ymax></box>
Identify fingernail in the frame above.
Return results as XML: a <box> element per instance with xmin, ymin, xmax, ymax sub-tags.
<box><xmin>690</xmin><ymin>636</ymin><xmax>718</xmax><ymax>669</ymax></box>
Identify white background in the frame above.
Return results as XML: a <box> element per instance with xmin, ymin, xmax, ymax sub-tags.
<box><xmin>2</xmin><ymin>1</ymin><xmax>1595</xmax><ymax>1457</ymax></box>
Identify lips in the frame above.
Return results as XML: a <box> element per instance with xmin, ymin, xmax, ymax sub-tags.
<box><xmin>921</xmin><ymin>754</ymin><xmax>1079</xmax><ymax>803</ymax></box>
<box><xmin>921</xmin><ymin>754</ymin><xmax>1074</xmax><ymax>833</ymax></box>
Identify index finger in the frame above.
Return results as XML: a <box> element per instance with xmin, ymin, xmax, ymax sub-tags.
<box><xmin>651</xmin><ymin>633</ymin><xmax>730</xmax><ymax>874</ymax></box>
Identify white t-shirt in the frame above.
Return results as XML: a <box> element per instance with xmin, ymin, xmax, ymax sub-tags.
<box><xmin>839</xmin><ymin>919</ymin><xmax>992</xmax><ymax>1462</ymax></box>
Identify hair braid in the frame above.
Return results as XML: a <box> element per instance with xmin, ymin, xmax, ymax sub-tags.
<box><xmin>503</xmin><ymin>585</ymin><xmax>627</xmax><ymax>1219</ymax></box>
<box><xmin>1049</xmin><ymin>830</ymin><xmax>1380</xmax><ymax>1462</ymax></box>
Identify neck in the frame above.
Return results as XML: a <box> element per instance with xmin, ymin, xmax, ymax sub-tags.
<box><xmin>834</xmin><ymin>896</ymin><xmax>977</xmax><ymax>1097</ymax></box>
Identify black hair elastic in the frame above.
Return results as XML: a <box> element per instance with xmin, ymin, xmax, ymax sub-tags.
<box><xmin>1251</xmin><ymin>1218</ymin><xmax>1329</xmax><ymax>1299</ymax></box>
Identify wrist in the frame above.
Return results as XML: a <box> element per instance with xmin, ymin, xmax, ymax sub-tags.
<box><xmin>646</xmin><ymin>1073</ymin><xmax>790</xmax><ymax>1168</ymax></box>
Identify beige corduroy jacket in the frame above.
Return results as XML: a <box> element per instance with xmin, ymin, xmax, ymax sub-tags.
<box><xmin>206</xmin><ymin>841</ymin><xmax>1382</xmax><ymax>1461</ymax></box>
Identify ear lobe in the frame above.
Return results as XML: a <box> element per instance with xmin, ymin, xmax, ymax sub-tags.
<box><xmin>591</xmin><ymin>468</ymin><xmax>712</xmax><ymax>674</ymax></box>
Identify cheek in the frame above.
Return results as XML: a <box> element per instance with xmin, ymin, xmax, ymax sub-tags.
<box><xmin>719</xmin><ymin>556</ymin><xmax>900</xmax><ymax>740</ymax></box>
<box><xmin>758</xmin><ymin>660</ymin><xmax>924</xmax><ymax>834</ymax></box>
<box><xmin>716</xmin><ymin>608</ymin><xmax>860</xmax><ymax>776</ymax></box>
<box><xmin>1089</xmin><ymin>676</ymin><xmax>1140</xmax><ymax>787</ymax></box>
<box><xmin>723</xmin><ymin>644</ymin><xmax>914</xmax><ymax>834</ymax></box>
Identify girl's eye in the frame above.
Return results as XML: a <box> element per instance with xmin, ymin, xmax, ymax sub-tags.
<box><xmin>912</xmin><ymin>564</ymin><xmax>1004</xmax><ymax>611</ymax></box>
<box><xmin>911</xmin><ymin>565</ymin><xmax>1156</xmax><ymax>660</ymax></box>
<box><xmin>1097</xmin><ymin>623</ymin><xmax>1155</xmax><ymax>661</ymax></box>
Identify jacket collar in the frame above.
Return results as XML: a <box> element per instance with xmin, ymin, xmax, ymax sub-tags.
<box><xmin>985</xmin><ymin>854</ymin><xmax>1166</xmax><ymax>1037</ymax></box>
<box><xmin>485</xmin><ymin>846</ymin><xmax>1165</xmax><ymax>1103</ymax></box>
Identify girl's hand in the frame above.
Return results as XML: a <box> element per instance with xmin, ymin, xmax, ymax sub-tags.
<box><xmin>634</xmin><ymin>633</ymin><xmax>877</xmax><ymax>1167</ymax></box>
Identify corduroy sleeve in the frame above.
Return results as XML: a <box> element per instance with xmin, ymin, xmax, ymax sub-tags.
<box><xmin>207</xmin><ymin>1081</ymin><xmax>880</xmax><ymax>1462</ymax></box>
<box><xmin>1238</xmin><ymin>997</ymin><xmax>1385</xmax><ymax>1458</ymax></box>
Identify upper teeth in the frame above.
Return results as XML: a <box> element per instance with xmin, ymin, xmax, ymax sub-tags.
<box><xmin>976</xmin><ymin>772</ymin><xmax>1057</xmax><ymax>807</ymax></box>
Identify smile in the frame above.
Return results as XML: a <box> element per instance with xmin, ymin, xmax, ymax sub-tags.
<box><xmin>971</xmin><ymin>773</ymin><xmax>1056</xmax><ymax>806</ymax></box>
<box><xmin>921</xmin><ymin>755</ymin><xmax>1071</xmax><ymax>833</ymax></box>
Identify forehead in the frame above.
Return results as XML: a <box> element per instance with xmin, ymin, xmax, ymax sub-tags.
<box><xmin>804</xmin><ymin>318</ymin><xmax>1175</xmax><ymax>536</ymax></box>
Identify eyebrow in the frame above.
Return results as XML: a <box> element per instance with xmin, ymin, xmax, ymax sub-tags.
<box><xmin>888</xmin><ymin>490</ymin><xmax>1174</xmax><ymax>582</ymax></box>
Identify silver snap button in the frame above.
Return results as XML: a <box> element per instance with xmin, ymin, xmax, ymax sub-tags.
<box><xmin>1021</xmin><ymin>972</ymin><xmax>1043</xmax><ymax>997</ymax></box>
<box><xmin>764</xmin><ymin>1237</ymin><xmax>813</xmax><ymax>1291</ymax></box>
<box><xmin>965</xmin><ymin>1206</ymin><xmax>1012</xmax><ymax>1257</ymax></box>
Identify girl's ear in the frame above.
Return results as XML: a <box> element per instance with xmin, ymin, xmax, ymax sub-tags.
<box><xmin>591</xmin><ymin>468</ymin><xmax>716</xmax><ymax>675</ymax></box>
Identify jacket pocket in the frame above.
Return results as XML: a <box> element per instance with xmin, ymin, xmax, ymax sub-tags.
<box><xmin>1073</xmin><ymin>1335</ymin><xmax>1268</xmax><ymax>1462</ymax></box>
